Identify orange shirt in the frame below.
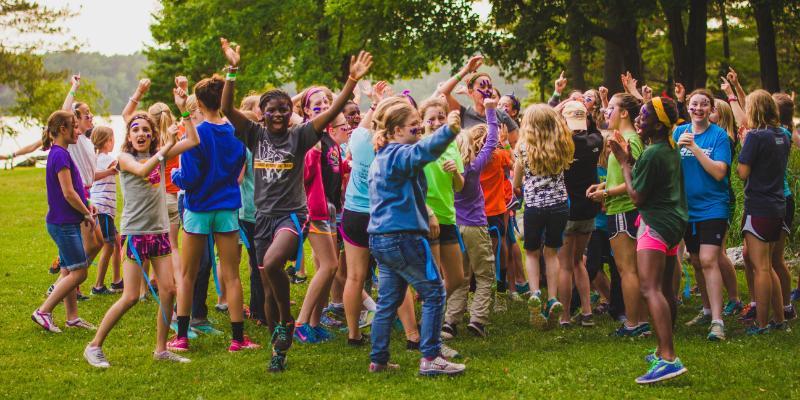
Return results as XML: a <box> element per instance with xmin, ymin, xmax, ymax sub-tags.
<box><xmin>164</xmin><ymin>125</ymin><xmax>186</xmax><ymax>194</ymax></box>
<box><xmin>480</xmin><ymin>148</ymin><xmax>513</xmax><ymax>217</ymax></box>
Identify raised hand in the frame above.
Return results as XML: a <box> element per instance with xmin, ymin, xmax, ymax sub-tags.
<box><xmin>726</xmin><ymin>66</ymin><xmax>738</xmax><ymax>85</ymax></box>
<box><xmin>165</xmin><ymin>122</ymin><xmax>179</xmax><ymax>147</ymax></box>
<box><xmin>641</xmin><ymin>85</ymin><xmax>653</xmax><ymax>102</ymax></box>
<box><xmin>598</xmin><ymin>86</ymin><xmax>609</xmax><ymax>106</ymax></box>
<box><xmin>555</xmin><ymin>71</ymin><xmax>567</xmax><ymax>94</ymax></box>
<box><xmin>371</xmin><ymin>81</ymin><xmax>388</xmax><ymax>103</ymax></box>
<box><xmin>674</xmin><ymin>82</ymin><xmax>685</xmax><ymax>102</ymax></box>
<box><xmin>720</xmin><ymin>77</ymin><xmax>734</xmax><ymax>97</ymax></box>
<box><xmin>173</xmin><ymin>76</ymin><xmax>188</xmax><ymax>111</ymax></box>
<box><xmin>608</xmin><ymin>129</ymin><xmax>630</xmax><ymax>164</ymax></box>
<box><xmin>464</xmin><ymin>55</ymin><xmax>484</xmax><ymax>74</ymax></box>
<box><xmin>349</xmin><ymin>51</ymin><xmax>373</xmax><ymax>81</ymax></box>
<box><xmin>136</xmin><ymin>79</ymin><xmax>151</xmax><ymax>96</ymax></box>
<box><xmin>484</xmin><ymin>96</ymin><xmax>497</xmax><ymax>109</ymax></box>
<box><xmin>454</xmin><ymin>84</ymin><xmax>468</xmax><ymax>95</ymax></box>
<box><xmin>447</xmin><ymin>110</ymin><xmax>461</xmax><ymax>134</ymax></box>
<box><xmin>220</xmin><ymin>37</ymin><xmax>240</xmax><ymax>67</ymax></box>
<box><xmin>71</xmin><ymin>74</ymin><xmax>81</xmax><ymax>90</ymax></box>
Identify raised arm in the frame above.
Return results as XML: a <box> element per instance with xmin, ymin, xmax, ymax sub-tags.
<box><xmin>2</xmin><ymin>139</ymin><xmax>43</xmax><ymax>160</ymax></box>
<box><xmin>720</xmin><ymin>77</ymin><xmax>746</xmax><ymax>127</ymax></box>
<box><xmin>439</xmin><ymin>55</ymin><xmax>483</xmax><ymax>114</ymax></box>
<box><xmin>548</xmin><ymin>71</ymin><xmax>567</xmax><ymax>107</ymax></box>
<box><xmin>359</xmin><ymin>81</ymin><xmax>387</xmax><ymax>129</ymax></box>
<box><xmin>61</xmin><ymin>74</ymin><xmax>80</xmax><ymax>111</ymax></box>
<box><xmin>728</xmin><ymin>67</ymin><xmax>748</xmax><ymax>109</ymax></box>
<box><xmin>219</xmin><ymin>38</ymin><xmax>252</xmax><ymax>134</ymax></box>
<box><xmin>165</xmin><ymin>117</ymin><xmax>200</xmax><ymax>159</ymax></box>
<box><xmin>311</xmin><ymin>51</ymin><xmax>373</xmax><ymax>133</ymax></box>
<box><xmin>473</xmin><ymin>100</ymin><xmax>499</xmax><ymax>173</ymax></box>
<box><xmin>118</xmin><ymin>141</ymin><xmax>174</xmax><ymax>178</ymax></box>
<box><xmin>123</xmin><ymin>79</ymin><xmax>151</xmax><ymax>124</ymax></box>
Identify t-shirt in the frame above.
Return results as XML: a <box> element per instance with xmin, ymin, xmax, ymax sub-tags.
<box><xmin>632</xmin><ymin>142</ymin><xmax>687</xmax><ymax>247</ymax></box>
<box><xmin>595</xmin><ymin>166</ymin><xmax>608</xmax><ymax>231</ymax></box>
<box><xmin>738</xmin><ymin>127</ymin><xmax>791</xmax><ymax>218</ymax></box>
<box><xmin>565</xmin><ymin>130</ymin><xmax>603</xmax><ymax>220</ymax></box>
<box><xmin>320</xmin><ymin>133</ymin><xmax>343</xmax><ymax>210</ymax></box>
<box><xmin>424</xmin><ymin>141</ymin><xmax>464</xmax><ymax>225</ymax></box>
<box><xmin>672</xmin><ymin>123</ymin><xmax>731</xmax><ymax>222</ymax></box>
<box><xmin>605</xmin><ymin>130</ymin><xmax>644</xmax><ymax>215</ymax></box>
<box><xmin>460</xmin><ymin>105</ymin><xmax>519</xmax><ymax>132</ymax></box>
<box><xmin>164</xmin><ymin>125</ymin><xmax>185</xmax><ymax>194</ymax></box>
<box><xmin>67</xmin><ymin>134</ymin><xmax>97</xmax><ymax>190</ymax></box>
<box><xmin>46</xmin><ymin>145</ymin><xmax>86</xmax><ymax>224</ymax></box>
<box><xmin>90</xmin><ymin>152</ymin><xmax>117</xmax><ymax>217</ymax></box>
<box><xmin>236</xmin><ymin>120</ymin><xmax>322</xmax><ymax>217</ymax></box>
<box><xmin>480</xmin><ymin>149</ymin><xmax>513</xmax><ymax>216</ymax></box>
<box><xmin>119</xmin><ymin>154</ymin><xmax>169</xmax><ymax>235</ymax></box>
<box><xmin>517</xmin><ymin>143</ymin><xmax>568</xmax><ymax>208</ymax></box>
<box><xmin>344</xmin><ymin>127</ymin><xmax>374</xmax><ymax>213</ymax></box>
<box><xmin>239</xmin><ymin>149</ymin><xmax>255</xmax><ymax>223</ymax></box>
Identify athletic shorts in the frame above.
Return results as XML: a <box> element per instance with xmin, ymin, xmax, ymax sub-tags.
<box><xmin>523</xmin><ymin>203</ymin><xmax>569</xmax><ymax>249</ymax></box>
<box><xmin>254</xmin><ymin>213</ymin><xmax>309</xmax><ymax>264</ymax></box>
<box><xmin>683</xmin><ymin>219</ymin><xmax>727</xmax><ymax>254</ymax></box>
<box><xmin>96</xmin><ymin>213</ymin><xmax>117</xmax><ymax>243</ymax></box>
<box><xmin>636</xmin><ymin>218</ymin><xmax>678</xmax><ymax>256</ymax></box>
<box><xmin>741</xmin><ymin>214</ymin><xmax>783</xmax><ymax>243</ymax></box>
<box><xmin>166</xmin><ymin>193</ymin><xmax>181</xmax><ymax>226</ymax></box>
<box><xmin>783</xmin><ymin>195</ymin><xmax>795</xmax><ymax>234</ymax></box>
<box><xmin>309</xmin><ymin>202</ymin><xmax>337</xmax><ymax>236</ymax></box>
<box><xmin>607</xmin><ymin>209</ymin><xmax>638</xmax><ymax>240</ymax></box>
<box><xmin>564</xmin><ymin>218</ymin><xmax>595</xmax><ymax>235</ymax></box>
<box><xmin>122</xmin><ymin>233</ymin><xmax>171</xmax><ymax>261</ymax></box>
<box><xmin>430</xmin><ymin>223</ymin><xmax>459</xmax><ymax>245</ymax></box>
<box><xmin>46</xmin><ymin>223</ymin><xmax>88</xmax><ymax>271</ymax></box>
<box><xmin>341</xmin><ymin>208</ymin><xmax>370</xmax><ymax>248</ymax></box>
<box><xmin>184</xmin><ymin>209</ymin><xmax>239</xmax><ymax>235</ymax></box>
<box><xmin>487</xmin><ymin>214</ymin><xmax>506</xmax><ymax>238</ymax></box>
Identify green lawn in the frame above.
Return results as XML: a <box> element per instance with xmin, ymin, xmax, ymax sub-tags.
<box><xmin>1</xmin><ymin>168</ymin><xmax>798</xmax><ymax>399</ymax></box>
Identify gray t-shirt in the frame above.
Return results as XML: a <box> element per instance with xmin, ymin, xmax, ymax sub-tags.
<box><xmin>119</xmin><ymin>154</ymin><xmax>169</xmax><ymax>235</ymax></box>
<box><xmin>237</xmin><ymin>120</ymin><xmax>322</xmax><ymax>217</ymax></box>
<box><xmin>460</xmin><ymin>105</ymin><xmax>519</xmax><ymax>132</ymax></box>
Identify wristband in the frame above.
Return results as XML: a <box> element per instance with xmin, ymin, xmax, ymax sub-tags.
<box><xmin>504</xmin><ymin>144</ymin><xmax>512</xmax><ymax>150</ymax></box>
<box><xmin>348</xmin><ymin>75</ymin><xmax>358</xmax><ymax>83</ymax></box>
<box><xmin>728</xmin><ymin>96</ymin><xmax>738</xmax><ymax>103</ymax></box>
<box><xmin>552</xmin><ymin>91</ymin><xmax>561</xmax><ymax>98</ymax></box>
<box><xmin>181</xmin><ymin>110</ymin><xmax>190</xmax><ymax>118</ymax></box>
<box><xmin>69</xmin><ymin>90</ymin><xmax>76</xmax><ymax>97</ymax></box>
<box><xmin>226</xmin><ymin>66</ymin><xmax>239</xmax><ymax>72</ymax></box>
<box><xmin>129</xmin><ymin>97</ymin><xmax>139</xmax><ymax>104</ymax></box>
<box><xmin>455</xmin><ymin>72</ymin><xmax>463</xmax><ymax>82</ymax></box>
<box><xmin>226</xmin><ymin>73</ymin><xmax>237</xmax><ymax>81</ymax></box>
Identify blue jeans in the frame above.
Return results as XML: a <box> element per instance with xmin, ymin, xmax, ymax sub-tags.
<box><xmin>46</xmin><ymin>223</ymin><xmax>88</xmax><ymax>271</ymax></box>
<box><xmin>369</xmin><ymin>233</ymin><xmax>445</xmax><ymax>364</ymax></box>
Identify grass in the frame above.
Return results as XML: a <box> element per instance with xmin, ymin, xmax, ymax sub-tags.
<box><xmin>1</xmin><ymin>167</ymin><xmax>798</xmax><ymax>399</ymax></box>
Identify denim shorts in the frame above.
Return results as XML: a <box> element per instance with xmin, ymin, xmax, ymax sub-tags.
<box><xmin>96</xmin><ymin>213</ymin><xmax>117</xmax><ymax>243</ymax></box>
<box><xmin>46</xmin><ymin>223</ymin><xmax>88</xmax><ymax>271</ymax></box>
<box><xmin>184</xmin><ymin>209</ymin><xmax>239</xmax><ymax>235</ymax></box>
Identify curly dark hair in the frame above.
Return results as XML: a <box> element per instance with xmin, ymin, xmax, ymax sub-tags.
<box><xmin>122</xmin><ymin>111</ymin><xmax>159</xmax><ymax>155</ymax></box>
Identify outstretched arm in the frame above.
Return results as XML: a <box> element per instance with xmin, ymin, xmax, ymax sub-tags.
<box><xmin>61</xmin><ymin>74</ymin><xmax>80</xmax><ymax>111</ymax></box>
<box><xmin>439</xmin><ymin>55</ymin><xmax>483</xmax><ymax>114</ymax></box>
<box><xmin>219</xmin><ymin>38</ymin><xmax>252</xmax><ymax>134</ymax></box>
<box><xmin>311</xmin><ymin>51</ymin><xmax>373</xmax><ymax>133</ymax></box>
<box><xmin>123</xmin><ymin>79</ymin><xmax>151</xmax><ymax>123</ymax></box>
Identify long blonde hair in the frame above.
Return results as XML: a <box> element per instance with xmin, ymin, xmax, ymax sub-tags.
<box><xmin>458</xmin><ymin>124</ymin><xmax>488</xmax><ymax>165</ymax></box>
<box><xmin>372</xmin><ymin>97</ymin><xmax>418</xmax><ymax>151</ymax></box>
<box><xmin>745</xmin><ymin>89</ymin><xmax>780</xmax><ymax>130</ymax></box>
<box><xmin>518</xmin><ymin>104</ymin><xmax>574</xmax><ymax>175</ymax></box>
<box><xmin>713</xmin><ymin>99</ymin><xmax>736</xmax><ymax>141</ymax></box>
<box><xmin>148</xmin><ymin>102</ymin><xmax>175</xmax><ymax>145</ymax></box>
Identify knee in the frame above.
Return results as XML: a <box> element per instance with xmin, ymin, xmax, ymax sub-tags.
<box><xmin>120</xmin><ymin>293</ymin><xmax>139</xmax><ymax>308</ymax></box>
<box><xmin>698</xmin><ymin>254</ymin><xmax>718</xmax><ymax>271</ymax></box>
<box><xmin>159</xmin><ymin>283</ymin><xmax>177</xmax><ymax>299</ymax></box>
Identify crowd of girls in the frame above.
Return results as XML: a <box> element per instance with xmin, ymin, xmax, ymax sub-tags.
<box><xmin>21</xmin><ymin>38</ymin><xmax>800</xmax><ymax>384</ymax></box>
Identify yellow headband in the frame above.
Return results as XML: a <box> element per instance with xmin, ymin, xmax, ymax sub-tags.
<box><xmin>651</xmin><ymin>97</ymin><xmax>672</xmax><ymax>130</ymax></box>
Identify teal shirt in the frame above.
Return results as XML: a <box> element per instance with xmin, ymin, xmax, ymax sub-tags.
<box><xmin>239</xmin><ymin>149</ymin><xmax>255</xmax><ymax>223</ymax></box>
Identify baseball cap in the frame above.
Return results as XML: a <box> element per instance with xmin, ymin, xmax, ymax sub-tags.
<box><xmin>562</xmin><ymin>101</ymin><xmax>588</xmax><ymax>131</ymax></box>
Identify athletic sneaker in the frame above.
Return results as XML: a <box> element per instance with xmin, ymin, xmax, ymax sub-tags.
<box><xmin>369</xmin><ymin>361</ymin><xmax>400</xmax><ymax>373</ymax></box>
<box><xmin>320</xmin><ymin>314</ymin><xmax>343</xmax><ymax>328</ymax></box>
<box><xmin>84</xmin><ymin>345</ymin><xmax>110</xmax><ymax>368</ymax></box>
<box><xmin>630</xmin><ymin>322</ymin><xmax>652</xmax><ymax>337</ymax></box>
<box><xmin>509</xmin><ymin>291</ymin><xmax>524</xmax><ymax>303</ymax></box>
<box><xmin>167</xmin><ymin>335</ymin><xmax>189</xmax><ymax>352</ymax></box>
<box><xmin>685</xmin><ymin>311</ymin><xmax>711</xmax><ymax>326</ymax></box>
<box><xmin>76</xmin><ymin>289</ymin><xmax>89</xmax><ymax>301</ymax></box>
<box><xmin>506</xmin><ymin>196</ymin><xmax>521</xmax><ymax>211</ymax></box>
<box><xmin>91</xmin><ymin>286</ymin><xmax>113</xmax><ymax>295</ymax></box>
<box><xmin>611</xmin><ymin>323</ymin><xmax>642</xmax><ymax>337</ymax></box>
<box><xmin>739</xmin><ymin>304</ymin><xmax>757</xmax><ymax>322</ymax></box>
<box><xmin>515</xmin><ymin>282</ymin><xmax>531</xmax><ymax>295</ymax></box>
<box><xmin>294</xmin><ymin>323</ymin><xmax>318</xmax><ymax>344</ymax></box>
<box><xmin>419</xmin><ymin>356</ymin><xmax>466</xmax><ymax>376</ymax></box>
<box><xmin>467</xmin><ymin>321</ymin><xmax>487</xmax><ymax>338</ymax></box>
<box><xmin>272</xmin><ymin>322</ymin><xmax>294</xmax><ymax>352</ymax></box>
<box><xmin>441</xmin><ymin>322</ymin><xmax>457</xmax><ymax>340</ymax></box>
<box><xmin>707</xmin><ymin>321</ymin><xmax>726</xmax><ymax>341</ymax></box>
<box><xmin>790</xmin><ymin>289</ymin><xmax>800</xmax><ymax>303</ymax></box>
<box><xmin>290</xmin><ymin>274</ymin><xmax>307</xmax><ymax>284</ymax></box>
<box><xmin>358</xmin><ymin>310</ymin><xmax>375</xmax><ymax>328</ymax></box>
<box><xmin>574</xmin><ymin>313</ymin><xmax>595</xmax><ymax>327</ymax></box>
<box><xmin>191</xmin><ymin>320</ymin><xmax>222</xmax><ymax>335</ymax></box>
<box><xmin>644</xmin><ymin>349</ymin><xmax>659</xmax><ymax>364</ymax></box>
<box><xmin>768</xmin><ymin>320</ymin><xmax>791</xmax><ymax>332</ymax></box>
<box><xmin>493</xmin><ymin>293</ymin><xmax>508</xmax><ymax>313</ymax></box>
<box><xmin>746</xmin><ymin>325</ymin><xmax>769</xmax><ymax>335</ymax></box>
<box><xmin>169</xmin><ymin>322</ymin><xmax>199</xmax><ymax>339</ymax></box>
<box><xmin>49</xmin><ymin>257</ymin><xmax>61</xmax><ymax>274</ymax></box>
<box><xmin>784</xmin><ymin>304</ymin><xmax>797</xmax><ymax>321</ymax></box>
<box><xmin>31</xmin><ymin>309</ymin><xmax>61</xmax><ymax>333</ymax></box>
<box><xmin>440</xmin><ymin>343</ymin><xmax>461</xmax><ymax>359</ymax></box>
<box><xmin>347</xmin><ymin>335</ymin><xmax>368</xmax><ymax>347</ymax></box>
<box><xmin>325</xmin><ymin>303</ymin><xmax>346</xmax><ymax>320</ymax></box>
<box><xmin>268</xmin><ymin>351</ymin><xmax>288</xmax><ymax>373</ymax></box>
<box><xmin>154</xmin><ymin>350</ymin><xmax>191</xmax><ymax>363</ymax></box>
<box><xmin>527</xmin><ymin>292</ymin><xmax>542</xmax><ymax>311</ymax></box>
<box><xmin>635</xmin><ymin>358</ymin><xmax>687</xmax><ymax>384</ymax></box>
<box><xmin>66</xmin><ymin>318</ymin><xmax>96</xmax><ymax>330</ymax></box>
<box><xmin>110</xmin><ymin>280</ymin><xmax>124</xmax><ymax>293</ymax></box>
<box><xmin>313</xmin><ymin>325</ymin><xmax>333</xmax><ymax>342</ymax></box>
<box><xmin>722</xmin><ymin>300</ymin><xmax>743</xmax><ymax>316</ymax></box>
<box><xmin>593</xmin><ymin>302</ymin><xmax>610</xmax><ymax>315</ymax></box>
<box><xmin>542</xmin><ymin>299</ymin><xmax>563</xmax><ymax>323</ymax></box>
<box><xmin>229</xmin><ymin>336</ymin><xmax>261</xmax><ymax>352</ymax></box>
<box><xmin>214</xmin><ymin>303</ymin><xmax>228</xmax><ymax>313</ymax></box>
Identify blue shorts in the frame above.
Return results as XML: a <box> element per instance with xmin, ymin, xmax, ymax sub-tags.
<box><xmin>47</xmin><ymin>223</ymin><xmax>88</xmax><ymax>271</ymax></box>
<box><xmin>96</xmin><ymin>213</ymin><xmax>118</xmax><ymax>243</ymax></box>
<box><xmin>183</xmin><ymin>209</ymin><xmax>240</xmax><ymax>235</ymax></box>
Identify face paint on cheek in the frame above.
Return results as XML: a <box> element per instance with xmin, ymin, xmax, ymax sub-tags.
<box><xmin>312</xmin><ymin>107</ymin><xmax>322</xmax><ymax>114</ymax></box>
<box><xmin>639</xmin><ymin>107</ymin><xmax>651</xmax><ymax>130</ymax></box>
<box><xmin>476</xmin><ymin>89</ymin><xmax>492</xmax><ymax>99</ymax></box>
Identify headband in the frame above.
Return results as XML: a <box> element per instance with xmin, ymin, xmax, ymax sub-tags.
<box><xmin>303</xmin><ymin>87</ymin><xmax>324</xmax><ymax>108</ymax></box>
<box><xmin>652</xmin><ymin>97</ymin><xmax>676</xmax><ymax>148</ymax></box>
<box><xmin>467</xmin><ymin>72</ymin><xmax>490</xmax><ymax>88</ymax></box>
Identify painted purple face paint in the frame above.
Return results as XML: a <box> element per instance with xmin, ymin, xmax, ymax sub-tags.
<box><xmin>410</xmin><ymin>127</ymin><xmax>422</xmax><ymax>136</ymax></box>
<box><xmin>477</xmin><ymin>89</ymin><xmax>492</xmax><ymax>99</ymax></box>
<box><xmin>639</xmin><ymin>106</ymin><xmax>651</xmax><ymax>131</ymax></box>
<box><xmin>312</xmin><ymin>107</ymin><xmax>322</xmax><ymax>114</ymax></box>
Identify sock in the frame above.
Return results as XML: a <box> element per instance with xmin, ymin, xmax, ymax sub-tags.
<box><xmin>177</xmin><ymin>315</ymin><xmax>190</xmax><ymax>338</ymax></box>
<box><xmin>702</xmin><ymin>308</ymin><xmax>711</xmax><ymax>316</ymax></box>
<box><xmin>363</xmin><ymin>296</ymin><xmax>377</xmax><ymax>312</ymax></box>
<box><xmin>232</xmin><ymin>321</ymin><xmax>244</xmax><ymax>342</ymax></box>
<box><xmin>711</xmin><ymin>319</ymin><xmax>724</xmax><ymax>326</ymax></box>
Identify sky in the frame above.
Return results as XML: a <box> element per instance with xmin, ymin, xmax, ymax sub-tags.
<box><xmin>33</xmin><ymin>0</ymin><xmax>490</xmax><ymax>55</ymax></box>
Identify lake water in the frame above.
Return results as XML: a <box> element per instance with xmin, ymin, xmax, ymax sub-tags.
<box><xmin>1</xmin><ymin>116</ymin><xmax>128</xmax><ymax>167</ymax></box>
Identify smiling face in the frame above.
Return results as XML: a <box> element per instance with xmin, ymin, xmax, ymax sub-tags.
<box><xmin>304</xmin><ymin>91</ymin><xmax>330</xmax><ymax>119</ymax></box>
<box><xmin>422</xmin><ymin>105</ymin><xmax>447</xmax><ymax>133</ymax></box>
<box><xmin>343</xmin><ymin>103</ymin><xmax>361</xmax><ymax>129</ymax></box>
<box><xmin>262</xmin><ymin>98</ymin><xmax>293</xmax><ymax>134</ymax></box>
<box><xmin>605</xmin><ymin>96</ymin><xmax>623</xmax><ymax>130</ymax></box>
<box><xmin>393</xmin><ymin>111</ymin><xmax>422</xmax><ymax>145</ymax></box>
<box><xmin>469</xmin><ymin>75</ymin><xmax>494</xmax><ymax>105</ymax></box>
<box><xmin>583</xmin><ymin>91</ymin><xmax>597</xmax><ymax>112</ymax></box>
<box><xmin>128</xmin><ymin>118</ymin><xmax>155</xmax><ymax>153</ymax></box>
<box><xmin>499</xmin><ymin>96</ymin><xmax>517</xmax><ymax>119</ymax></box>
<box><xmin>688</xmin><ymin>93</ymin><xmax>713</xmax><ymax>123</ymax></box>
<box><xmin>635</xmin><ymin>104</ymin><xmax>660</xmax><ymax>140</ymax></box>
<box><xmin>330</xmin><ymin>114</ymin><xmax>353</xmax><ymax>145</ymax></box>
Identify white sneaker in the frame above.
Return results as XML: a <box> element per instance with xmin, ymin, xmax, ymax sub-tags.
<box><xmin>66</xmin><ymin>318</ymin><xmax>97</xmax><ymax>331</ymax></box>
<box><xmin>153</xmin><ymin>350</ymin><xmax>191</xmax><ymax>363</ymax></box>
<box><xmin>439</xmin><ymin>343</ymin><xmax>461</xmax><ymax>359</ymax></box>
<box><xmin>419</xmin><ymin>355</ymin><xmax>466</xmax><ymax>376</ymax></box>
<box><xmin>84</xmin><ymin>344</ymin><xmax>110</xmax><ymax>368</ymax></box>
<box><xmin>31</xmin><ymin>309</ymin><xmax>61</xmax><ymax>333</ymax></box>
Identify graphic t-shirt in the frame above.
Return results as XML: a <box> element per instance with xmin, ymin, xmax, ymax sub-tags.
<box><xmin>460</xmin><ymin>105</ymin><xmax>519</xmax><ymax>132</ymax></box>
<box><xmin>605</xmin><ymin>130</ymin><xmax>644</xmax><ymax>215</ymax></box>
<box><xmin>46</xmin><ymin>145</ymin><xmax>86</xmax><ymax>224</ymax></box>
<box><xmin>424</xmin><ymin>141</ymin><xmax>464</xmax><ymax>225</ymax></box>
<box><xmin>738</xmin><ymin>127</ymin><xmax>791</xmax><ymax>218</ymax></box>
<box><xmin>237</xmin><ymin>120</ymin><xmax>322</xmax><ymax>217</ymax></box>
<box><xmin>672</xmin><ymin>123</ymin><xmax>731</xmax><ymax>222</ymax></box>
<box><xmin>632</xmin><ymin>142</ymin><xmax>687</xmax><ymax>247</ymax></box>
<box><xmin>320</xmin><ymin>133</ymin><xmax>343</xmax><ymax>210</ymax></box>
<box><xmin>565</xmin><ymin>130</ymin><xmax>603</xmax><ymax>220</ymax></box>
<box><xmin>90</xmin><ymin>152</ymin><xmax>117</xmax><ymax>216</ymax></box>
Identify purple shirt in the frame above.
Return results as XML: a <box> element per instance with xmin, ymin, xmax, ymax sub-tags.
<box><xmin>455</xmin><ymin>109</ymin><xmax>499</xmax><ymax>226</ymax></box>
<box><xmin>46</xmin><ymin>145</ymin><xmax>86</xmax><ymax>224</ymax></box>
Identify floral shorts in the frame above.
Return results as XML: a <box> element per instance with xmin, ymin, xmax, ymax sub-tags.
<box><xmin>122</xmin><ymin>233</ymin><xmax>171</xmax><ymax>262</ymax></box>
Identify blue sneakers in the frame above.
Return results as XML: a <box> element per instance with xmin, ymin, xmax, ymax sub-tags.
<box><xmin>294</xmin><ymin>323</ymin><xmax>320</xmax><ymax>344</ymax></box>
<box><xmin>636</xmin><ymin>358</ymin><xmax>687</xmax><ymax>384</ymax></box>
<box><xmin>644</xmin><ymin>349</ymin><xmax>658</xmax><ymax>364</ymax></box>
<box><xmin>313</xmin><ymin>325</ymin><xmax>333</xmax><ymax>342</ymax></box>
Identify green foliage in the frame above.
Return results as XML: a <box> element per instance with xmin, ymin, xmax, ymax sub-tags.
<box><xmin>144</xmin><ymin>0</ymin><xmax>480</xmax><ymax>106</ymax></box>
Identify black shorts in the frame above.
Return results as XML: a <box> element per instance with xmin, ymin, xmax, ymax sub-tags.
<box><xmin>96</xmin><ymin>213</ymin><xmax>117</xmax><ymax>243</ymax></box>
<box><xmin>254</xmin><ymin>213</ymin><xmax>309</xmax><ymax>264</ymax></box>
<box><xmin>430</xmin><ymin>223</ymin><xmax>459</xmax><ymax>245</ymax></box>
<box><xmin>683</xmin><ymin>219</ymin><xmax>728</xmax><ymax>254</ymax></box>
<box><xmin>340</xmin><ymin>208</ymin><xmax>370</xmax><ymax>248</ymax></box>
<box><xmin>783</xmin><ymin>195</ymin><xmax>795</xmax><ymax>233</ymax></box>
<box><xmin>523</xmin><ymin>203</ymin><xmax>569</xmax><ymax>249</ymax></box>
<box><xmin>487</xmin><ymin>214</ymin><xmax>506</xmax><ymax>238</ymax></box>
<box><xmin>742</xmin><ymin>214</ymin><xmax>783</xmax><ymax>243</ymax></box>
<box><xmin>607</xmin><ymin>210</ymin><xmax>638</xmax><ymax>240</ymax></box>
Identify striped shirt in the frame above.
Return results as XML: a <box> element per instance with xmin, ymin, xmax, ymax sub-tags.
<box><xmin>90</xmin><ymin>152</ymin><xmax>117</xmax><ymax>216</ymax></box>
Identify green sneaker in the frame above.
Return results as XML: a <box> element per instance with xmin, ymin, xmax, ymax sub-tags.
<box><xmin>722</xmin><ymin>300</ymin><xmax>743</xmax><ymax>317</ymax></box>
<box><xmin>685</xmin><ymin>311</ymin><xmax>711</xmax><ymax>327</ymax></box>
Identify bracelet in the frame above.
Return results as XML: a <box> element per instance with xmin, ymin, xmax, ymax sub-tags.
<box><xmin>226</xmin><ymin>65</ymin><xmax>239</xmax><ymax>72</ymax></box>
<box><xmin>728</xmin><ymin>96</ymin><xmax>738</xmax><ymax>103</ymax></box>
<box><xmin>181</xmin><ymin>110</ymin><xmax>190</xmax><ymax>118</ymax></box>
<box><xmin>129</xmin><ymin>97</ymin><xmax>139</xmax><ymax>104</ymax></box>
<box><xmin>226</xmin><ymin>73</ymin><xmax>237</xmax><ymax>81</ymax></box>
<box><xmin>454</xmin><ymin>72</ymin><xmax>463</xmax><ymax>82</ymax></box>
<box><xmin>552</xmin><ymin>90</ymin><xmax>561</xmax><ymax>98</ymax></box>
<box><xmin>504</xmin><ymin>144</ymin><xmax>512</xmax><ymax>150</ymax></box>
<box><xmin>69</xmin><ymin>90</ymin><xmax>76</xmax><ymax>97</ymax></box>
<box><xmin>347</xmin><ymin>75</ymin><xmax>358</xmax><ymax>83</ymax></box>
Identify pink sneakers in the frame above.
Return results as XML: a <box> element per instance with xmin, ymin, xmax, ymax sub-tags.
<box><xmin>228</xmin><ymin>336</ymin><xmax>261</xmax><ymax>352</ymax></box>
<box><xmin>32</xmin><ymin>309</ymin><xmax>61</xmax><ymax>333</ymax></box>
<box><xmin>167</xmin><ymin>335</ymin><xmax>189</xmax><ymax>352</ymax></box>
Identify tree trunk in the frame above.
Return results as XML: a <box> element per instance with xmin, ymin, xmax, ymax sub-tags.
<box><xmin>603</xmin><ymin>39</ymin><xmax>625</xmax><ymax>94</ymax></box>
<box><xmin>566</xmin><ymin>6</ymin><xmax>587</xmax><ymax>91</ymax></box>
<box><xmin>662</xmin><ymin>0</ymin><xmax>689</xmax><ymax>88</ymax></box>
<box><xmin>752</xmin><ymin>0</ymin><xmax>780</xmax><ymax>92</ymax></box>
<box><xmin>687</xmin><ymin>0</ymin><xmax>708</xmax><ymax>89</ymax></box>
<box><xmin>718</xmin><ymin>0</ymin><xmax>731</xmax><ymax>77</ymax></box>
